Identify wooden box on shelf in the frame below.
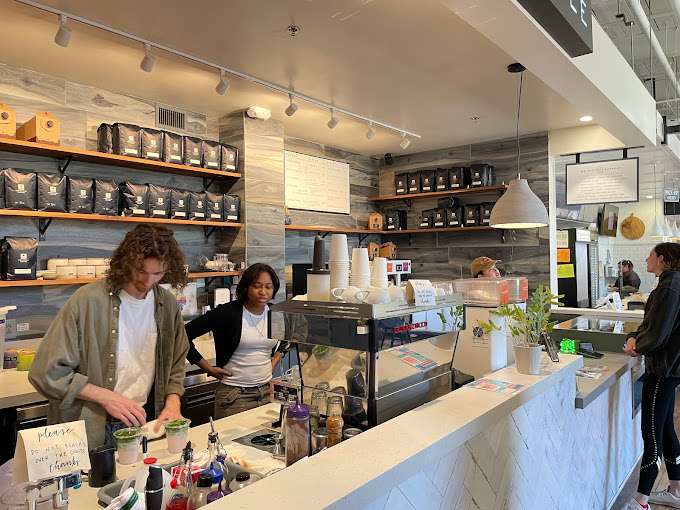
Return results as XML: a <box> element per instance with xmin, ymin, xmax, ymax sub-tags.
<box><xmin>16</xmin><ymin>112</ymin><xmax>60</xmax><ymax>145</ymax></box>
<box><xmin>368</xmin><ymin>212</ymin><xmax>384</xmax><ymax>231</ymax></box>
<box><xmin>0</xmin><ymin>104</ymin><xmax>16</xmax><ymax>139</ymax></box>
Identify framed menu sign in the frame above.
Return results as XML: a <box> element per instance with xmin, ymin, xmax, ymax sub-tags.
<box><xmin>566</xmin><ymin>158</ymin><xmax>639</xmax><ymax>205</ymax></box>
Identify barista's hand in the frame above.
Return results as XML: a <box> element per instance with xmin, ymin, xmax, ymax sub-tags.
<box><xmin>623</xmin><ymin>337</ymin><xmax>640</xmax><ymax>357</ymax></box>
<box><xmin>207</xmin><ymin>366</ymin><xmax>232</xmax><ymax>380</ymax></box>
<box><xmin>101</xmin><ymin>392</ymin><xmax>147</xmax><ymax>427</ymax></box>
<box><xmin>155</xmin><ymin>394</ymin><xmax>182</xmax><ymax>432</ymax></box>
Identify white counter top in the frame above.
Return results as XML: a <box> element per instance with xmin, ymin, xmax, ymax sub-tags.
<box><xmin>0</xmin><ymin>370</ymin><xmax>42</xmax><ymax>409</ymax></box>
<box><xmin>556</xmin><ymin>306</ymin><xmax>644</xmax><ymax>319</ymax></box>
<box><xmin>575</xmin><ymin>352</ymin><xmax>643</xmax><ymax>408</ymax></box>
<box><xmin>219</xmin><ymin>354</ymin><xmax>583</xmax><ymax>509</ymax></box>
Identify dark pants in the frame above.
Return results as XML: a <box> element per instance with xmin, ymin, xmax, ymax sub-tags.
<box><xmin>638</xmin><ymin>374</ymin><xmax>680</xmax><ymax>495</ymax></box>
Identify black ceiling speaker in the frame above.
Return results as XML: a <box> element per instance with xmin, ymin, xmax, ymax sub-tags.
<box><xmin>384</xmin><ymin>153</ymin><xmax>393</xmax><ymax>166</ymax></box>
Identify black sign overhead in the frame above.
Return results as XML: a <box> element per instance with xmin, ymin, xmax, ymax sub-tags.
<box><xmin>518</xmin><ymin>0</ymin><xmax>593</xmax><ymax>57</ymax></box>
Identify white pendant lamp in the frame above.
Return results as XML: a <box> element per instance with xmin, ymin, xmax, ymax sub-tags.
<box><xmin>489</xmin><ymin>63</ymin><xmax>549</xmax><ymax>229</ymax></box>
<box><xmin>490</xmin><ymin>176</ymin><xmax>549</xmax><ymax>228</ymax></box>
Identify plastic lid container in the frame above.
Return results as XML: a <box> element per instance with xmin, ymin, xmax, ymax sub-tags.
<box><xmin>451</xmin><ymin>278</ymin><xmax>509</xmax><ymax>305</ymax></box>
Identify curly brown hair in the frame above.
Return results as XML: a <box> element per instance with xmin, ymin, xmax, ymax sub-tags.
<box><xmin>107</xmin><ymin>224</ymin><xmax>188</xmax><ymax>292</ymax></box>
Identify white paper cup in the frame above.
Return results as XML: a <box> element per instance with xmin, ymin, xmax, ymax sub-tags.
<box><xmin>307</xmin><ymin>272</ymin><xmax>331</xmax><ymax>301</ymax></box>
<box><xmin>56</xmin><ymin>265</ymin><xmax>77</xmax><ymax>279</ymax></box>
<box><xmin>76</xmin><ymin>265</ymin><xmax>96</xmax><ymax>278</ymax></box>
<box><xmin>351</xmin><ymin>248</ymin><xmax>370</xmax><ymax>274</ymax></box>
<box><xmin>47</xmin><ymin>258</ymin><xmax>69</xmax><ymax>271</ymax></box>
<box><xmin>329</xmin><ymin>234</ymin><xmax>350</xmax><ymax>261</ymax></box>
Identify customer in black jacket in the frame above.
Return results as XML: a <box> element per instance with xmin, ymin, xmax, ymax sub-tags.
<box><xmin>186</xmin><ymin>263</ymin><xmax>285</xmax><ymax>418</ymax></box>
<box><xmin>624</xmin><ymin>243</ymin><xmax>680</xmax><ymax>510</ymax></box>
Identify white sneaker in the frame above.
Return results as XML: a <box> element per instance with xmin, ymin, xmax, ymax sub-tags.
<box><xmin>649</xmin><ymin>487</ymin><xmax>680</xmax><ymax>508</ymax></box>
<box><xmin>624</xmin><ymin>498</ymin><xmax>652</xmax><ymax>510</ymax></box>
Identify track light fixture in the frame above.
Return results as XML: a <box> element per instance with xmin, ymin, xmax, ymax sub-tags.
<box><xmin>54</xmin><ymin>14</ymin><xmax>71</xmax><ymax>47</ymax></box>
<box><xmin>327</xmin><ymin>109</ymin><xmax>339</xmax><ymax>129</ymax></box>
<box><xmin>215</xmin><ymin>70</ymin><xmax>229</xmax><ymax>95</ymax></box>
<box><xmin>366</xmin><ymin>122</ymin><xmax>375</xmax><ymax>140</ymax></box>
<box><xmin>285</xmin><ymin>94</ymin><xmax>299</xmax><ymax>117</ymax></box>
<box><xmin>399</xmin><ymin>133</ymin><xmax>411</xmax><ymax>149</ymax></box>
<box><xmin>21</xmin><ymin>0</ymin><xmax>423</xmax><ymax>149</ymax></box>
<box><xmin>140</xmin><ymin>43</ymin><xmax>155</xmax><ymax>73</ymax></box>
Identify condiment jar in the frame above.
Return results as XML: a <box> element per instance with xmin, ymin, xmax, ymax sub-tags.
<box><xmin>311</xmin><ymin>427</ymin><xmax>328</xmax><ymax>455</ymax></box>
<box><xmin>187</xmin><ymin>472</ymin><xmax>212</xmax><ymax>509</ymax></box>
<box><xmin>285</xmin><ymin>398</ymin><xmax>311</xmax><ymax>466</ymax></box>
<box><xmin>229</xmin><ymin>472</ymin><xmax>259</xmax><ymax>492</ymax></box>
<box><xmin>326</xmin><ymin>396</ymin><xmax>344</xmax><ymax>447</ymax></box>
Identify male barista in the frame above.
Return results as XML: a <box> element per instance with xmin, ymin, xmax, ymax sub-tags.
<box><xmin>470</xmin><ymin>256</ymin><xmax>501</xmax><ymax>278</ymax></box>
<box><xmin>609</xmin><ymin>259</ymin><xmax>641</xmax><ymax>294</ymax></box>
<box><xmin>29</xmin><ymin>225</ymin><xmax>190</xmax><ymax>448</ymax></box>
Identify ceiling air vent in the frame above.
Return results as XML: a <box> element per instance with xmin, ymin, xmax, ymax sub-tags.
<box><xmin>156</xmin><ymin>106</ymin><xmax>185</xmax><ymax>131</ymax></box>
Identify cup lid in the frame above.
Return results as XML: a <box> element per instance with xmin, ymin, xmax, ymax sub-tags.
<box><xmin>286</xmin><ymin>397</ymin><xmax>310</xmax><ymax>419</ymax></box>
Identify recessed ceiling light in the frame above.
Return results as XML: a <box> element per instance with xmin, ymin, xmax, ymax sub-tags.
<box><xmin>470</xmin><ymin>115</ymin><xmax>480</xmax><ymax>121</ymax></box>
<box><xmin>579</xmin><ymin>115</ymin><xmax>593</xmax><ymax>123</ymax></box>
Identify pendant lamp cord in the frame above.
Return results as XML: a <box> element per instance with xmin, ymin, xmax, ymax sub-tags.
<box><xmin>516</xmin><ymin>70</ymin><xmax>523</xmax><ymax>178</ymax></box>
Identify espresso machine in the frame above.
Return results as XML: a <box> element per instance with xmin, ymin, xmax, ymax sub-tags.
<box><xmin>271</xmin><ymin>294</ymin><xmax>465</xmax><ymax>428</ymax></box>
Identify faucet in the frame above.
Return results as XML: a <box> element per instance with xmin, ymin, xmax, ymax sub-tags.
<box><xmin>52</xmin><ymin>477</ymin><xmax>68</xmax><ymax>509</ymax></box>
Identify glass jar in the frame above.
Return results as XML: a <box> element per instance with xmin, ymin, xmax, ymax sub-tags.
<box><xmin>326</xmin><ymin>396</ymin><xmax>344</xmax><ymax>447</ymax></box>
<box><xmin>309</xmin><ymin>404</ymin><xmax>320</xmax><ymax>431</ymax></box>
<box><xmin>285</xmin><ymin>399</ymin><xmax>310</xmax><ymax>466</ymax></box>
<box><xmin>187</xmin><ymin>472</ymin><xmax>213</xmax><ymax>509</ymax></box>
<box><xmin>311</xmin><ymin>390</ymin><xmax>327</xmax><ymax>416</ymax></box>
<box><xmin>311</xmin><ymin>427</ymin><xmax>328</xmax><ymax>455</ymax></box>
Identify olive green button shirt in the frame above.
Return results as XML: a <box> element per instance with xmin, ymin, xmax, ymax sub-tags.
<box><xmin>28</xmin><ymin>279</ymin><xmax>189</xmax><ymax>448</ymax></box>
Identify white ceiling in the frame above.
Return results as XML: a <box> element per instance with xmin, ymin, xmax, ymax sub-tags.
<box><xmin>0</xmin><ymin>0</ymin><xmax>590</xmax><ymax>156</ymax></box>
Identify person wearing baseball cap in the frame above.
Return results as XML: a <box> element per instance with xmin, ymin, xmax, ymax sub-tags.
<box><xmin>470</xmin><ymin>257</ymin><xmax>501</xmax><ymax>278</ymax></box>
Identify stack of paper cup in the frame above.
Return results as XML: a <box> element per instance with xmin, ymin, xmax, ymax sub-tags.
<box><xmin>371</xmin><ymin>257</ymin><xmax>389</xmax><ymax>289</ymax></box>
<box><xmin>329</xmin><ymin>234</ymin><xmax>350</xmax><ymax>290</ymax></box>
<box><xmin>349</xmin><ymin>248</ymin><xmax>371</xmax><ymax>289</ymax></box>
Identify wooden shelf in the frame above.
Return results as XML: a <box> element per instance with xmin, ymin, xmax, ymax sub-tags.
<box><xmin>0</xmin><ymin>138</ymin><xmax>240</xmax><ymax>179</ymax></box>
<box><xmin>0</xmin><ymin>209</ymin><xmax>243</xmax><ymax>228</ymax></box>
<box><xmin>382</xmin><ymin>226</ymin><xmax>496</xmax><ymax>234</ymax></box>
<box><xmin>285</xmin><ymin>225</ymin><xmax>380</xmax><ymax>235</ymax></box>
<box><xmin>369</xmin><ymin>185</ymin><xmax>507</xmax><ymax>202</ymax></box>
<box><xmin>0</xmin><ymin>271</ymin><xmax>241</xmax><ymax>288</ymax></box>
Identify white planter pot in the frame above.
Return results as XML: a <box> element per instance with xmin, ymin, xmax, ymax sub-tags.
<box><xmin>513</xmin><ymin>344</ymin><xmax>543</xmax><ymax>375</ymax></box>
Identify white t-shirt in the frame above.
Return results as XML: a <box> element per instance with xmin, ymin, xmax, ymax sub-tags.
<box><xmin>114</xmin><ymin>290</ymin><xmax>157</xmax><ymax>404</ymax></box>
<box><xmin>222</xmin><ymin>305</ymin><xmax>277</xmax><ymax>387</ymax></box>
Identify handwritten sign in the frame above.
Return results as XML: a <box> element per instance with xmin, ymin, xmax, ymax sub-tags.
<box><xmin>284</xmin><ymin>151</ymin><xmax>350</xmax><ymax>214</ymax></box>
<box><xmin>14</xmin><ymin>420</ymin><xmax>90</xmax><ymax>483</ymax></box>
<box><xmin>566</xmin><ymin>158</ymin><xmax>639</xmax><ymax>205</ymax></box>
<box><xmin>406</xmin><ymin>280</ymin><xmax>436</xmax><ymax>306</ymax></box>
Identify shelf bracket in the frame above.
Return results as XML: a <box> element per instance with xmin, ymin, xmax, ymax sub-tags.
<box><xmin>500</xmin><ymin>229</ymin><xmax>506</xmax><ymax>244</ymax></box>
<box><xmin>358</xmin><ymin>234</ymin><xmax>370</xmax><ymax>244</ymax></box>
<box><xmin>408</xmin><ymin>233</ymin><xmax>413</xmax><ymax>246</ymax></box>
<box><xmin>320</xmin><ymin>231</ymin><xmax>331</xmax><ymax>239</ymax></box>
<box><xmin>203</xmin><ymin>226</ymin><xmax>217</xmax><ymax>239</ymax></box>
<box><xmin>38</xmin><ymin>218</ymin><xmax>53</xmax><ymax>240</ymax></box>
<box><xmin>58</xmin><ymin>155</ymin><xmax>73</xmax><ymax>174</ymax></box>
<box><xmin>203</xmin><ymin>176</ymin><xmax>217</xmax><ymax>190</ymax></box>
<box><xmin>401</xmin><ymin>199</ymin><xmax>412</xmax><ymax>208</ymax></box>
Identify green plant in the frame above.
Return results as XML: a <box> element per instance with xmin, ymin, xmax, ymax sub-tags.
<box><xmin>479</xmin><ymin>285</ymin><xmax>561</xmax><ymax>347</ymax></box>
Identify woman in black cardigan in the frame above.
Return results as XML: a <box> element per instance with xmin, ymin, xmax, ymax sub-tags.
<box><xmin>186</xmin><ymin>263</ymin><xmax>284</xmax><ymax>418</ymax></box>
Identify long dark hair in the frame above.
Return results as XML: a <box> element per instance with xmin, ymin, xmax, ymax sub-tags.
<box><xmin>653</xmin><ymin>242</ymin><xmax>680</xmax><ymax>270</ymax></box>
<box><xmin>236</xmin><ymin>263</ymin><xmax>280</xmax><ymax>303</ymax></box>
<box><xmin>108</xmin><ymin>225</ymin><xmax>188</xmax><ymax>292</ymax></box>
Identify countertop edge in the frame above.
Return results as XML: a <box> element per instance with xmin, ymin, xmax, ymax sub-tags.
<box><xmin>223</xmin><ymin>355</ymin><xmax>583</xmax><ymax>510</ymax></box>
<box><xmin>574</xmin><ymin>355</ymin><xmax>640</xmax><ymax>409</ymax></box>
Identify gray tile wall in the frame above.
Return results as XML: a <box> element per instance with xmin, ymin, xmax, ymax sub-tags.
<box><xmin>0</xmin><ymin>62</ymin><xmax>233</xmax><ymax>339</ymax></box>
<box><xmin>378</xmin><ymin>133</ymin><xmax>550</xmax><ymax>289</ymax></box>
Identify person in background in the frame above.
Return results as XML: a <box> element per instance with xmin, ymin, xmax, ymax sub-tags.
<box><xmin>609</xmin><ymin>259</ymin><xmax>641</xmax><ymax>294</ymax></box>
<box><xmin>470</xmin><ymin>256</ymin><xmax>501</xmax><ymax>278</ymax></box>
<box><xmin>185</xmin><ymin>263</ymin><xmax>287</xmax><ymax>418</ymax></box>
<box><xmin>623</xmin><ymin>243</ymin><xmax>680</xmax><ymax>510</ymax></box>
<box><xmin>29</xmin><ymin>225</ymin><xmax>190</xmax><ymax>448</ymax></box>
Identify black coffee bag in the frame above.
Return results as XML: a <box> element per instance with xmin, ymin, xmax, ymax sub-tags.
<box><xmin>205</xmin><ymin>192</ymin><xmax>224</xmax><ymax>221</ymax></box>
<box><xmin>112</xmin><ymin>123</ymin><xmax>141</xmax><ymax>157</ymax></box>
<box><xmin>4</xmin><ymin>169</ymin><xmax>36</xmax><ymax>210</ymax></box>
<box><xmin>1</xmin><ymin>237</ymin><xmax>37</xmax><ymax>280</ymax></box>
<box><xmin>121</xmin><ymin>182</ymin><xmax>148</xmax><ymax>217</ymax></box>
<box><xmin>183</xmin><ymin>136</ymin><xmax>203</xmax><ymax>167</ymax></box>
<box><xmin>148</xmin><ymin>184</ymin><xmax>170</xmax><ymax>218</ymax></box>
<box><xmin>202</xmin><ymin>140</ymin><xmax>221</xmax><ymax>169</ymax></box>
<box><xmin>188</xmin><ymin>191</ymin><xmax>206</xmax><ymax>220</ymax></box>
<box><xmin>97</xmin><ymin>123</ymin><xmax>113</xmax><ymax>153</ymax></box>
<box><xmin>141</xmin><ymin>128</ymin><xmax>163</xmax><ymax>160</ymax></box>
<box><xmin>220</xmin><ymin>145</ymin><xmax>238</xmax><ymax>171</ymax></box>
<box><xmin>162</xmin><ymin>131</ymin><xmax>183</xmax><ymax>164</ymax></box>
<box><xmin>68</xmin><ymin>177</ymin><xmax>94</xmax><ymax>214</ymax></box>
<box><xmin>170</xmin><ymin>188</ymin><xmax>189</xmax><ymax>219</ymax></box>
<box><xmin>94</xmin><ymin>179</ymin><xmax>119</xmax><ymax>216</ymax></box>
<box><xmin>37</xmin><ymin>173</ymin><xmax>67</xmax><ymax>212</ymax></box>
<box><xmin>223</xmin><ymin>194</ymin><xmax>240</xmax><ymax>222</ymax></box>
